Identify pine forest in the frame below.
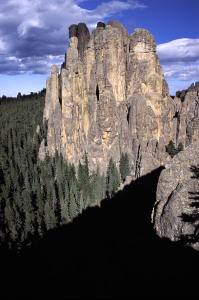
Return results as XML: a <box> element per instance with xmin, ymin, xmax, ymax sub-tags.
<box><xmin>0</xmin><ymin>93</ymin><xmax>131</xmax><ymax>251</ymax></box>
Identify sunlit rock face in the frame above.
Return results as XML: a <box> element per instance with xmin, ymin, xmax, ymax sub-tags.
<box><xmin>39</xmin><ymin>20</ymin><xmax>199</xmax><ymax>176</ymax></box>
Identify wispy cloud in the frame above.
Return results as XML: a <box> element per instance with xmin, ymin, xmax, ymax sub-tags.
<box><xmin>162</xmin><ymin>63</ymin><xmax>199</xmax><ymax>81</ymax></box>
<box><xmin>0</xmin><ymin>0</ymin><xmax>146</xmax><ymax>75</ymax></box>
<box><xmin>157</xmin><ymin>38</ymin><xmax>199</xmax><ymax>95</ymax></box>
<box><xmin>91</xmin><ymin>0</ymin><xmax>146</xmax><ymax>18</ymax></box>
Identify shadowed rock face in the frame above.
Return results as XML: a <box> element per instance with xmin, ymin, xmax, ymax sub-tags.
<box><xmin>69</xmin><ymin>24</ymin><xmax>78</xmax><ymax>38</ymax></box>
<box><xmin>97</xmin><ymin>22</ymin><xmax>106</xmax><ymax>29</ymax></box>
<box><xmin>39</xmin><ymin>20</ymin><xmax>199</xmax><ymax>176</ymax></box>
<box><xmin>76</xmin><ymin>23</ymin><xmax>90</xmax><ymax>60</ymax></box>
<box><xmin>69</xmin><ymin>23</ymin><xmax>90</xmax><ymax>60</ymax></box>
<box><xmin>174</xmin><ymin>82</ymin><xmax>199</xmax><ymax>146</ymax></box>
<box><xmin>152</xmin><ymin>142</ymin><xmax>199</xmax><ymax>250</ymax></box>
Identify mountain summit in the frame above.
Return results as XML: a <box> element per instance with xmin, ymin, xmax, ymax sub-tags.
<box><xmin>39</xmin><ymin>20</ymin><xmax>199</xmax><ymax>177</ymax></box>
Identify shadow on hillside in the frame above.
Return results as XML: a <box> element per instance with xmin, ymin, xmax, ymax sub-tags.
<box><xmin>1</xmin><ymin>166</ymin><xmax>199</xmax><ymax>299</ymax></box>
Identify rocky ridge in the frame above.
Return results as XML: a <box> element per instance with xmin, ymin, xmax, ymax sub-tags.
<box><xmin>39</xmin><ymin>20</ymin><xmax>199</xmax><ymax>177</ymax></box>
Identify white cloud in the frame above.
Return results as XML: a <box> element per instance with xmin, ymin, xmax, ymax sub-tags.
<box><xmin>157</xmin><ymin>38</ymin><xmax>199</xmax><ymax>95</ymax></box>
<box><xmin>0</xmin><ymin>38</ymin><xmax>7</xmax><ymax>53</ymax></box>
<box><xmin>91</xmin><ymin>0</ymin><xmax>146</xmax><ymax>18</ymax></box>
<box><xmin>0</xmin><ymin>0</ymin><xmax>146</xmax><ymax>75</ymax></box>
<box><xmin>162</xmin><ymin>63</ymin><xmax>199</xmax><ymax>81</ymax></box>
<box><xmin>17</xmin><ymin>19</ymin><xmax>44</xmax><ymax>37</ymax></box>
<box><xmin>2</xmin><ymin>0</ymin><xmax>197</xmax><ymax>96</ymax></box>
<box><xmin>157</xmin><ymin>38</ymin><xmax>199</xmax><ymax>63</ymax></box>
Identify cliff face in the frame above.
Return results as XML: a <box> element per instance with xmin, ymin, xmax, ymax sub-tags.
<box><xmin>151</xmin><ymin>142</ymin><xmax>199</xmax><ymax>250</ymax></box>
<box><xmin>39</xmin><ymin>20</ymin><xmax>199</xmax><ymax>176</ymax></box>
<box><xmin>175</xmin><ymin>82</ymin><xmax>199</xmax><ymax>147</ymax></box>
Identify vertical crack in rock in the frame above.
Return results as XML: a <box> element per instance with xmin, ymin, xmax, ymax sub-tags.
<box><xmin>127</xmin><ymin>106</ymin><xmax>131</xmax><ymax>125</ymax></box>
<box><xmin>96</xmin><ymin>85</ymin><xmax>99</xmax><ymax>102</ymax></box>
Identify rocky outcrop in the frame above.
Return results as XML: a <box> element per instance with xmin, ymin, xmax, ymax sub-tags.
<box><xmin>174</xmin><ymin>82</ymin><xmax>199</xmax><ymax>147</ymax></box>
<box><xmin>152</xmin><ymin>142</ymin><xmax>199</xmax><ymax>250</ymax></box>
<box><xmin>39</xmin><ymin>65</ymin><xmax>62</xmax><ymax>160</ymax></box>
<box><xmin>39</xmin><ymin>20</ymin><xmax>199</xmax><ymax>176</ymax></box>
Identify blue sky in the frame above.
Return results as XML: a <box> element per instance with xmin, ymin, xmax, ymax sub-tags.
<box><xmin>0</xmin><ymin>0</ymin><xmax>198</xmax><ymax>96</ymax></box>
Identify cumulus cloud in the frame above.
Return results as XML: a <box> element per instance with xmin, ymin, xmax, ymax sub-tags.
<box><xmin>0</xmin><ymin>0</ymin><xmax>146</xmax><ymax>75</ymax></box>
<box><xmin>1</xmin><ymin>0</ymin><xmax>197</xmax><ymax>96</ymax></box>
<box><xmin>157</xmin><ymin>38</ymin><xmax>199</xmax><ymax>63</ymax></box>
<box><xmin>157</xmin><ymin>38</ymin><xmax>199</xmax><ymax>95</ymax></box>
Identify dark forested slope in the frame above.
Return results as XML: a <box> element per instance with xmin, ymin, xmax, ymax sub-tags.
<box><xmin>0</xmin><ymin>92</ymin><xmax>199</xmax><ymax>299</ymax></box>
<box><xmin>0</xmin><ymin>92</ymin><xmax>130</xmax><ymax>251</ymax></box>
<box><xmin>1</xmin><ymin>165</ymin><xmax>199</xmax><ymax>299</ymax></box>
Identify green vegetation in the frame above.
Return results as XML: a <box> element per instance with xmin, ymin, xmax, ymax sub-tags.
<box><xmin>0</xmin><ymin>93</ymin><xmax>132</xmax><ymax>251</ymax></box>
<box><xmin>106</xmin><ymin>158</ymin><xmax>120</xmax><ymax>196</ymax></box>
<box><xmin>119</xmin><ymin>152</ymin><xmax>131</xmax><ymax>183</ymax></box>
<box><xmin>166</xmin><ymin>140</ymin><xmax>184</xmax><ymax>158</ymax></box>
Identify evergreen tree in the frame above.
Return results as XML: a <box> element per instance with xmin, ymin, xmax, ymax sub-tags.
<box><xmin>78</xmin><ymin>194</ymin><xmax>85</xmax><ymax>214</ymax></box>
<box><xmin>68</xmin><ymin>180</ymin><xmax>79</xmax><ymax>221</ymax></box>
<box><xmin>177</xmin><ymin>142</ymin><xmax>184</xmax><ymax>153</ymax></box>
<box><xmin>4</xmin><ymin>202</ymin><xmax>18</xmax><ymax>242</ymax></box>
<box><xmin>124</xmin><ymin>153</ymin><xmax>131</xmax><ymax>177</ymax></box>
<box><xmin>44</xmin><ymin>200</ymin><xmax>57</xmax><ymax>231</ymax></box>
<box><xmin>78</xmin><ymin>161</ymin><xmax>84</xmax><ymax>189</ymax></box>
<box><xmin>90</xmin><ymin>166</ymin><xmax>102</xmax><ymax>205</ymax></box>
<box><xmin>101</xmin><ymin>173</ymin><xmax>107</xmax><ymax>200</ymax></box>
<box><xmin>106</xmin><ymin>158</ymin><xmax>120</xmax><ymax>196</ymax></box>
<box><xmin>68</xmin><ymin>163</ymin><xmax>76</xmax><ymax>182</ymax></box>
<box><xmin>77</xmin><ymin>153</ymin><xmax>91</xmax><ymax>205</ymax></box>
<box><xmin>112</xmin><ymin>164</ymin><xmax>120</xmax><ymax>193</ymax></box>
<box><xmin>119</xmin><ymin>153</ymin><xmax>125</xmax><ymax>182</ymax></box>
<box><xmin>60</xmin><ymin>182</ymin><xmax>70</xmax><ymax>223</ymax></box>
<box><xmin>120</xmin><ymin>152</ymin><xmax>131</xmax><ymax>183</ymax></box>
<box><xmin>166</xmin><ymin>140</ymin><xmax>178</xmax><ymax>157</ymax></box>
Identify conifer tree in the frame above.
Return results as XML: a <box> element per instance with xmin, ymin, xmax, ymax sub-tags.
<box><xmin>112</xmin><ymin>163</ymin><xmax>120</xmax><ymax>193</ymax></box>
<box><xmin>101</xmin><ymin>173</ymin><xmax>107</xmax><ymax>200</ymax></box>
<box><xmin>78</xmin><ymin>161</ymin><xmax>84</xmax><ymax>189</ymax></box>
<box><xmin>90</xmin><ymin>166</ymin><xmax>101</xmax><ymax>205</ymax></box>
<box><xmin>106</xmin><ymin>158</ymin><xmax>120</xmax><ymax>196</ymax></box>
<box><xmin>166</xmin><ymin>140</ymin><xmax>178</xmax><ymax>157</ymax></box>
<box><xmin>120</xmin><ymin>152</ymin><xmax>131</xmax><ymax>183</ymax></box>
<box><xmin>68</xmin><ymin>180</ymin><xmax>79</xmax><ymax>221</ymax></box>
<box><xmin>78</xmin><ymin>194</ymin><xmax>85</xmax><ymax>214</ymax></box>
<box><xmin>4</xmin><ymin>202</ymin><xmax>18</xmax><ymax>242</ymax></box>
<box><xmin>44</xmin><ymin>200</ymin><xmax>57</xmax><ymax>231</ymax></box>
<box><xmin>60</xmin><ymin>182</ymin><xmax>70</xmax><ymax>223</ymax></box>
<box><xmin>177</xmin><ymin>142</ymin><xmax>184</xmax><ymax>153</ymax></box>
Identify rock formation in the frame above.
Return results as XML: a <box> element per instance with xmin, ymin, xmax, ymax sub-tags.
<box><xmin>151</xmin><ymin>142</ymin><xmax>199</xmax><ymax>250</ymax></box>
<box><xmin>174</xmin><ymin>82</ymin><xmax>199</xmax><ymax>147</ymax></box>
<box><xmin>39</xmin><ymin>20</ymin><xmax>199</xmax><ymax>177</ymax></box>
